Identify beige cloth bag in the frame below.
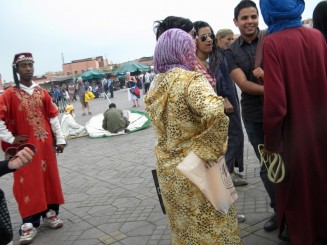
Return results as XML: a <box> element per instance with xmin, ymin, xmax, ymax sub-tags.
<box><xmin>177</xmin><ymin>151</ymin><xmax>238</xmax><ymax>214</ymax></box>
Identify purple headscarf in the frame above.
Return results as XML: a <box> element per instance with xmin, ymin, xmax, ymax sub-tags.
<box><xmin>154</xmin><ymin>28</ymin><xmax>196</xmax><ymax>74</ymax></box>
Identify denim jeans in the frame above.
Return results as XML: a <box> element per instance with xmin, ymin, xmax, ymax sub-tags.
<box><xmin>243</xmin><ymin>119</ymin><xmax>276</xmax><ymax>211</ymax></box>
<box><xmin>21</xmin><ymin>204</ymin><xmax>59</xmax><ymax>229</ymax></box>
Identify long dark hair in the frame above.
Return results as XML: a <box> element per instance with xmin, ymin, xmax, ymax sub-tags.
<box><xmin>193</xmin><ymin>21</ymin><xmax>221</xmax><ymax>74</ymax></box>
<box><xmin>154</xmin><ymin>16</ymin><xmax>193</xmax><ymax>41</ymax></box>
<box><xmin>313</xmin><ymin>1</ymin><xmax>327</xmax><ymax>42</ymax></box>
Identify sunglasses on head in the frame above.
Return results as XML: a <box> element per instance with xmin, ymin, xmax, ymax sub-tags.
<box><xmin>5</xmin><ymin>144</ymin><xmax>37</xmax><ymax>160</ymax></box>
<box><xmin>199</xmin><ymin>33</ymin><xmax>215</xmax><ymax>42</ymax></box>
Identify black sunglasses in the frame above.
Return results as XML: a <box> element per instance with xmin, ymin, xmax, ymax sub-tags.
<box><xmin>199</xmin><ymin>33</ymin><xmax>215</xmax><ymax>42</ymax></box>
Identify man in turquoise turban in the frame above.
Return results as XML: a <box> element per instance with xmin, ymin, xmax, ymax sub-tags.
<box><xmin>260</xmin><ymin>0</ymin><xmax>304</xmax><ymax>34</ymax></box>
<box><xmin>260</xmin><ymin>0</ymin><xmax>327</xmax><ymax>244</ymax></box>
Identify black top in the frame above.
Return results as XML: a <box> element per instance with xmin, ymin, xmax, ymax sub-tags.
<box><xmin>225</xmin><ymin>33</ymin><xmax>264</xmax><ymax>122</ymax></box>
<box><xmin>127</xmin><ymin>80</ymin><xmax>136</xmax><ymax>88</ymax></box>
<box><xmin>0</xmin><ymin>160</ymin><xmax>14</xmax><ymax>177</ymax></box>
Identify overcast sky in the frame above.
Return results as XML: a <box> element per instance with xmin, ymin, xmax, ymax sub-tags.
<box><xmin>0</xmin><ymin>0</ymin><xmax>319</xmax><ymax>82</ymax></box>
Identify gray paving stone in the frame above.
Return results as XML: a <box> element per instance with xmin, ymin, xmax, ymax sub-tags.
<box><xmin>0</xmin><ymin>89</ymin><xmax>285</xmax><ymax>245</ymax></box>
<box><xmin>120</xmin><ymin>236</ymin><xmax>150</xmax><ymax>245</ymax></box>
<box><xmin>98</xmin><ymin>222</ymin><xmax>123</xmax><ymax>234</ymax></box>
<box><xmin>79</xmin><ymin>227</ymin><xmax>107</xmax><ymax>239</ymax></box>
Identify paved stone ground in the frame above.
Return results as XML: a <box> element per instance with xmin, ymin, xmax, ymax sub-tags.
<box><xmin>0</xmin><ymin>88</ymin><xmax>288</xmax><ymax>245</ymax></box>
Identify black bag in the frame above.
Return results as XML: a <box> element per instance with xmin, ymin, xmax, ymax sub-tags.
<box><xmin>0</xmin><ymin>189</ymin><xmax>13</xmax><ymax>245</ymax></box>
<box><xmin>151</xmin><ymin>169</ymin><xmax>166</xmax><ymax>214</ymax></box>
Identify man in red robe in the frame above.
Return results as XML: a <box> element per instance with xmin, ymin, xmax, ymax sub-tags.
<box><xmin>260</xmin><ymin>0</ymin><xmax>327</xmax><ymax>244</ymax></box>
<box><xmin>0</xmin><ymin>53</ymin><xmax>66</xmax><ymax>244</ymax></box>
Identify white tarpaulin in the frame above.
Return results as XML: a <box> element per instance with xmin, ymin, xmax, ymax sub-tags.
<box><xmin>85</xmin><ymin>110</ymin><xmax>151</xmax><ymax>138</ymax></box>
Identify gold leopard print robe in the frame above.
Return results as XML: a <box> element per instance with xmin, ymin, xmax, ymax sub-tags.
<box><xmin>144</xmin><ymin>68</ymin><xmax>241</xmax><ymax>245</ymax></box>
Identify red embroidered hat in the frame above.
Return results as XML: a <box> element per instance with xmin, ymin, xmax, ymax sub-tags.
<box><xmin>12</xmin><ymin>52</ymin><xmax>34</xmax><ymax>67</ymax></box>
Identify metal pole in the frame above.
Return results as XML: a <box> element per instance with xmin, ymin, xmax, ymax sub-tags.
<box><xmin>104</xmin><ymin>91</ymin><xmax>112</xmax><ymax>104</ymax></box>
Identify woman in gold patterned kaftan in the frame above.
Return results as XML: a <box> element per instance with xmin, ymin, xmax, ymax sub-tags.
<box><xmin>144</xmin><ymin>29</ymin><xmax>240</xmax><ymax>245</ymax></box>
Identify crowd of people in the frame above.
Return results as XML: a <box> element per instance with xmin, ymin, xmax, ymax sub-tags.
<box><xmin>0</xmin><ymin>0</ymin><xmax>326</xmax><ymax>244</ymax></box>
<box><xmin>145</xmin><ymin>0</ymin><xmax>327</xmax><ymax>244</ymax></box>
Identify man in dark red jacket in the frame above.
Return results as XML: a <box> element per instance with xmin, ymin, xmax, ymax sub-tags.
<box><xmin>261</xmin><ymin>0</ymin><xmax>327</xmax><ymax>244</ymax></box>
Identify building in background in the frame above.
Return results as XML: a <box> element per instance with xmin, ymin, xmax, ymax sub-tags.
<box><xmin>62</xmin><ymin>56</ymin><xmax>110</xmax><ymax>76</ymax></box>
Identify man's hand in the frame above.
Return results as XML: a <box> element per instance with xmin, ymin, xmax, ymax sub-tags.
<box><xmin>253</xmin><ymin>67</ymin><xmax>264</xmax><ymax>84</ymax></box>
<box><xmin>56</xmin><ymin>144</ymin><xmax>66</xmax><ymax>153</ymax></box>
<box><xmin>8</xmin><ymin>147</ymin><xmax>35</xmax><ymax>170</ymax></box>
<box><xmin>13</xmin><ymin>135</ymin><xmax>28</xmax><ymax>144</ymax></box>
<box><xmin>224</xmin><ymin>98</ymin><xmax>234</xmax><ymax>113</ymax></box>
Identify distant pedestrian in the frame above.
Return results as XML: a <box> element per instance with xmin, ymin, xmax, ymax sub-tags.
<box><xmin>53</xmin><ymin>85</ymin><xmax>62</xmax><ymax>108</ymax></box>
<box><xmin>68</xmin><ymin>84</ymin><xmax>76</xmax><ymax>102</ymax></box>
<box><xmin>143</xmin><ymin>71</ymin><xmax>151</xmax><ymax>94</ymax></box>
<box><xmin>84</xmin><ymin>87</ymin><xmax>95</xmax><ymax>115</ymax></box>
<box><xmin>125</xmin><ymin>72</ymin><xmax>140</xmax><ymax>107</ymax></box>
<box><xmin>107</xmin><ymin>75</ymin><xmax>114</xmax><ymax>98</ymax></box>
<box><xmin>76</xmin><ymin>77</ymin><xmax>87</xmax><ymax>116</ymax></box>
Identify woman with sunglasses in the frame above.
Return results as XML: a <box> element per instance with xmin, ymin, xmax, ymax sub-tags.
<box><xmin>194</xmin><ymin>21</ymin><xmax>247</xmax><ymax>222</ymax></box>
<box><xmin>193</xmin><ymin>21</ymin><xmax>217</xmax><ymax>91</ymax></box>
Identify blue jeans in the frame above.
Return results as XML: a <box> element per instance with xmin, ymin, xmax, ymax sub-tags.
<box><xmin>21</xmin><ymin>204</ymin><xmax>59</xmax><ymax>230</ymax></box>
<box><xmin>243</xmin><ymin>119</ymin><xmax>276</xmax><ymax>211</ymax></box>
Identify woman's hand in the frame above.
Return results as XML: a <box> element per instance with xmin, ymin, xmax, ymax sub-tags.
<box><xmin>253</xmin><ymin>67</ymin><xmax>264</xmax><ymax>84</ymax></box>
<box><xmin>8</xmin><ymin>147</ymin><xmax>35</xmax><ymax>170</ymax></box>
<box><xmin>224</xmin><ymin>98</ymin><xmax>234</xmax><ymax>113</ymax></box>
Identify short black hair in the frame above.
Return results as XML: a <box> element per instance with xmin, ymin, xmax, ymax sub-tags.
<box><xmin>234</xmin><ymin>0</ymin><xmax>258</xmax><ymax>20</ymax></box>
<box><xmin>109</xmin><ymin>103</ymin><xmax>116</xmax><ymax>108</ymax></box>
<box><xmin>154</xmin><ymin>16</ymin><xmax>193</xmax><ymax>40</ymax></box>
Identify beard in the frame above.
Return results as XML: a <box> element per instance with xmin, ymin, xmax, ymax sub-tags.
<box><xmin>71</xmin><ymin>113</ymin><xmax>76</xmax><ymax>118</ymax></box>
